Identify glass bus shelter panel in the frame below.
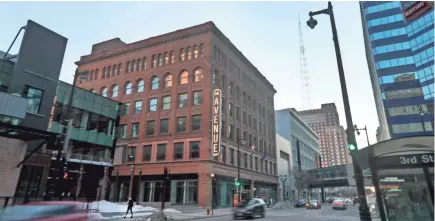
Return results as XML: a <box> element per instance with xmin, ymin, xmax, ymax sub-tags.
<box><xmin>377</xmin><ymin>168</ymin><xmax>434</xmax><ymax>221</ymax></box>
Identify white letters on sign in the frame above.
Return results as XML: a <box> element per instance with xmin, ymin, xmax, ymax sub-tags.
<box><xmin>399</xmin><ymin>154</ymin><xmax>434</xmax><ymax>165</ymax></box>
<box><xmin>211</xmin><ymin>89</ymin><xmax>222</xmax><ymax>157</ymax></box>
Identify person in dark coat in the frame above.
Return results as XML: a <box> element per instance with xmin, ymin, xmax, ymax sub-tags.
<box><xmin>124</xmin><ymin>197</ymin><xmax>134</xmax><ymax>218</ymax></box>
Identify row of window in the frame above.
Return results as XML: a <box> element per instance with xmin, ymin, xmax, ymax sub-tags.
<box><xmin>383</xmin><ymin>87</ymin><xmax>422</xmax><ymax>100</ymax></box>
<box><xmin>367</xmin><ymin>13</ymin><xmax>403</xmax><ymax>28</ymax></box>
<box><xmin>372</xmin><ymin>41</ymin><xmax>411</xmax><ymax>55</ymax></box>
<box><xmin>388</xmin><ymin>104</ymin><xmax>431</xmax><ymax>117</ymax></box>
<box><xmin>414</xmin><ymin>47</ymin><xmax>434</xmax><ymax>67</ymax></box>
<box><xmin>406</xmin><ymin>12</ymin><xmax>433</xmax><ymax>37</ymax></box>
<box><xmin>391</xmin><ymin>122</ymin><xmax>434</xmax><ymax>134</ymax></box>
<box><xmin>376</xmin><ymin>55</ymin><xmax>415</xmax><ymax>70</ymax></box>
<box><xmin>84</xmin><ymin>44</ymin><xmax>205</xmax><ymax>83</ymax></box>
<box><xmin>123</xmin><ymin>142</ymin><xmax>201</xmax><ymax>163</ymax></box>
<box><xmin>216</xmin><ymin>145</ymin><xmax>276</xmax><ymax>175</ymax></box>
<box><xmin>364</xmin><ymin>2</ymin><xmax>401</xmax><ymax>15</ymax></box>
<box><xmin>378</xmin><ymin>66</ymin><xmax>434</xmax><ymax>85</ymax></box>
<box><xmin>119</xmin><ymin>115</ymin><xmax>201</xmax><ymax>139</ymax></box>
<box><xmin>410</xmin><ymin>29</ymin><xmax>434</xmax><ymax>52</ymax></box>
<box><xmin>370</xmin><ymin>26</ymin><xmax>407</xmax><ymax>41</ymax></box>
<box><xmin>95</xmin><ymin>69</ymin><xmax>204</xmax><ymax>97</ymax></box>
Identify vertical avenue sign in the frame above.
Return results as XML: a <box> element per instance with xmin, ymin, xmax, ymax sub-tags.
<box><xmin>212</xmin><ymin>89</ymin><xmax>222</xmax><ymax>157</ymax></box>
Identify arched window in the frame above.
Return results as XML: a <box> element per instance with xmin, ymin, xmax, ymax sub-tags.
<box><xmin>136</xmin><ymin>59</ymin><xmax>141</xmax><ymax>71</ymax></box>
<box><xmin>117</xmin><ymin>63</ymin><xmax>122</xmax><ymax>75</ymax></box>
<box><xmin>94</xmin><ymin>69</ymin><xmax>99</xmax><ymax>80</ymax></box>
<box><xmin>112</xmin><ymin>65</ymin><xmax>116</xmax><ymax>77</ymax></box>
<box><xmin>112</xmin><ymin>85</ymin><xmax>119</xmax><ymax>97</ymax></box>
<box><xmin>180</xmin><ymin>71</ymin><xmax>189</xmax><ymax>85</ymax></box>
<box><xmin>131</xmin><ymin>60</ymin><xmax>136</xmax><ymax>72</ymax></box>
<box><xmin>152</xmin><ymin>55</ymin><xmax>157</xmax><ymax>68</ymax></box>
<box><xmin>164</xmin><ymin>52</ymin><xmax>169</xmax><ymax>64</ymax></box>
<box><xmin>194</xmin><ymin>69</ymin><xmax>203</xmax><ymax>82</ymax></box>
<box><xmin>199</xmin><ymin>44</ymin><xmax>204</xmax><ymax>57</ymax></box>
<box><xmin>213</xmin><ymin>70</ymin><xmax>220</xmax><ymax>85</ymax></box>
<box><xmin>101</xmin><ymin>87</ymin><xmax>108</xmax><ymax>97</ymax></box>
<box><xmin>137</xmin><ymin>79</ymin><xmax>144</xmax><ymax>92</ymax></box>
<box><xmin>180</xmin><ymin>48</ymin><xmax>185</xmax><ymax>61</ymax></box>
<box><xmin>170</xmin><ymin>51</ymin><xmax>175</xmax><ymax>64</ymax></box>
<box><xmin>193</xmin><ymin>45</ymin><xmax>198</xmax><ymax>58</ymax></box>
<box><xmin>187</xmin><ymin>47</ymin><xmax>192</xmax><ymax>60</ymax></box>
<box><xmin>164</xmin><ymin>74</ymin><xmax>172</xmax><ymax>88</ymax></box>
<box><xmin>126</xmin><ymin>61</ymin><xmax>130</xmax><ymax>73</ymax></box>
<box><xmin>151</xmin><ymin>76</ymin><xmax>159</xmax><ymax>90</ymax></box>
<box><xmin>125</xmin><ymin>82</ymin><xmax>133</xmax><ymax>95</ymax></box>
<box><xmin>158</xmin><ymin>54</ymin><xmax>163</xmax><ymax>67</ymax></box>
<box><xmin>102</xmin><ymin>67</ymin><xmax>106</xmax><ymax>79</ymax></box>
<box><xmin>141</xmin><ymin>57</ymin><xmax>147</xmax><ymax>70</ymax></box>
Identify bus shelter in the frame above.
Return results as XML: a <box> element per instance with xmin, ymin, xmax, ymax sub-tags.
<box><xmin>351</xmin><ymin>136</ymin><xmax>434</xmax><ymax>221</ymax></box>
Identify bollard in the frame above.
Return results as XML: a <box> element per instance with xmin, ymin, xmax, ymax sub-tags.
<box><xmin>207</xmin><ymin>208</ymin><xmax>210</xmax><ymax>215</ymax></box>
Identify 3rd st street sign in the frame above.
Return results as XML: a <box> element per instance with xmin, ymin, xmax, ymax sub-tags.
<box><xmin>212</xmin><ymin>89</ymin><xmax>222</xmax><ymax>157</ymax></box>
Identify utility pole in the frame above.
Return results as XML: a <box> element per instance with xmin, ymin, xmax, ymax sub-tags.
<box><xmin>75</xmin><ymin>163</ymin><xmax>84</xmax><ymax>199</ymax></box>
<box><xmin>307</xmin><ymin>2</ymin><xmax>371</xmax><ymax>220</ymax></box>
<box><xmin>279</xmin><ymin>175</ymin><xmax>287</xmax><ymax>201</ymax></box>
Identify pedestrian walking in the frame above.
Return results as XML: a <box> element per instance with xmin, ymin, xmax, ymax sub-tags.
<box><xmin>124</xmin><ymin>197</ymin><xmax>134</xmax><ymax>218</ymax></box>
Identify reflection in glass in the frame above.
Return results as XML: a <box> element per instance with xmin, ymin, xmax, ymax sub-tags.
<box><xmin>165</xmin><ymin>75</ymin><xmax>172</xmax><ymax>88</ymax></box>
<box><xmin>180</xmin><ymin>71</ymin><xmax>189</xmax><ymax>85</ymax></box>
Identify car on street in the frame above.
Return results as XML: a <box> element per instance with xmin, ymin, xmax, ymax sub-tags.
<box><xmin>233</xmin><ymin>198</ymin><xmax>266</xmax><ymax>219</ymax></box>
<box><xmin>326</xmin><ymin>198</ymin><xmax>335</xmax><ymax>203</ymax></box>
<box><xmin>0</xmin><ymin>201</ymin><xmax>89</xmax><ymax>221</ymax></box>
<box><xmin>332</xmin><ymin>199</ymin><xmax>347</xmax><ymax>210</ymax></box>
<box><xmin>306</xmin><ymin>199</ymin><xmax>321</xmax><ymax>209</ymax></box>
<box><xmin>294</xmin><ymin>199</ymin><xmax>307</xmax><ymax>208</ymax></box>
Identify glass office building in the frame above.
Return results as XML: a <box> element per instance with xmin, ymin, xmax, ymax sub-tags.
<box><xmin>360</xmin><ymin>1</ymin><xmax>434</xmax><ymax>140</ymax></box>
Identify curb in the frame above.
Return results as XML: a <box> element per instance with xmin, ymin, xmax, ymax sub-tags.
<box><xmin>169</xmin><ymin>213</ymin><xmax>232</xmax><ymax>221</ymax></box>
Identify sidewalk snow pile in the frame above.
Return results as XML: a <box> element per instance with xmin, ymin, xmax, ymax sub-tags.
<box><xmin>162</xmin><ymin>208</ymin><xmax>182</xmax><ymax>213</ymax></box>
<box><xmin>90</xmin><ymin>200</ymin><xmax>159</xmax><ymax>213</ymax></box>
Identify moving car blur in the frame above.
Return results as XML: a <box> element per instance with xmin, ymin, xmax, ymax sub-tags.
<box><xmin>294</xmin><ymin>199</ymin><xmax>306</xmax><ymax>208</ymax></box>
<box><xmin>233</xmin><ymin>198</ymin><xmax>266</xmax><ymax>219</ymax></box>
<box><xmin>305</xmin><ymin>199</ymin><xmax>321</xmax><ymax>209</ymax></box>
<box><xmin>0</xmin><ymin>201</ymin><xmax>89</xmax><ymax>221</ymax></box>
<box><xmin>331</xmin><ymin>199</ymin><xmax>347</xmax><ymax>210</ymax></box>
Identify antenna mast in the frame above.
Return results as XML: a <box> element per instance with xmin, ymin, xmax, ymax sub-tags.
<box><xmin>299</xmin><ymin>14</ymin><xmax>311</xmax><ymax>110</ymax></box>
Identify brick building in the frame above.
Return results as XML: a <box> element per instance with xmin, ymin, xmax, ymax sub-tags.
<box><xmin>75</xmin><ymin>22</ymin><xmax>278</xmax><ymax>207</ymax></box>
<box><xmin>292</xmin><ymin>103</ymin><xmax>349</xmax><ymax>167</ymax></box>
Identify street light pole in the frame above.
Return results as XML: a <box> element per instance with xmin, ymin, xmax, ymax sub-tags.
<box><xmin>307</xmin><ymin>2</ymin><xmax>371</xmax><ymax>221</ymax></box>
<box><xmin>354</xmin><ymin>125</ymin><xmax>370</xmax><ymax>146</ymax></box>
<box><xmin>279</xmin><ymin>175</ymin><xmax>287</xmax><ymax>201</ymax></box>
<box><xmin>237</xmin><ymin>137</ymin><xmax>241</xmax><ymax>203</ymax></box>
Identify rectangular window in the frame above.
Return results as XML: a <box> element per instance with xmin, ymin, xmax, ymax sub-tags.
<box><xmin>255</xmin><ymin>157</ymin><xmax>258</xmax><ymax>171</ymax></box>
<box><xmin>174</xmin><ymin>143</ymin><xmax>184</xmax><ymax>160</ymax></box>
<box><xmin>125</xmin><ymin>146</ymin><xmax>136</xmax><ymax>162</ymax></box>
<box><xmin>119</xmin><ymin>125</ymin><xmax>127</xmax><ymax>138</ymax></box>
<box><xmin>244</xmin><ymin>153</ymin><xmax>248</xmax><ymax>168</ymax></box>
<box><xmin>228</xmin><ymin>102</ymin><xmax>233</xmax><ymax>117</ymax></box>
<box><xmin>193</xmin><ymin>91</ymin><xmax>203</xmax><ymax>105</ymax></box>
<box><xmin>192</xmin><ymin>115</ymin><xmax>201</xmax><ymax>131</ymax></box>
<box><xmin>131</xmin><ymin>123</ymin><xmax>139</xmax><ymax>138</ymax></box>
<box><xmin>222</xmin><ymin>145</ymin><xmax>226</xmax><ymax>163</ymax></box>
<box><xmin>228</xmin><ymin>124</ymin><xmax>234</xmax><ymax>140</ymax></box>
<box><xmin>135</xmin><ymin>101</ymin><xmax>142</xmax><ymax>114</ymax></box>
<box><xmin>176</xmin><ymin>117</ymin><xmax>186</xmax><ymax>132</ymax></box>
<box><xmin>23</xmin><ymin>85</ymin><xmax>43</xmax><ymax>114</ymax></box>
<box><xmin>149</xmin><ymin>98</ymin><xmax>158</xmax><ymax>112</ymax></box>
<box><xmin>162</xmin><ymin>96</ymin><xmax>171</xmax><ymax>110</ymax></box>
<box><xmin>190</xmin><ymin>141</ymin><xmax>200</xmax><ymax>159</ymax></box>
<box><xmin>142</xmin><ymin>145</ymin><xmax>152</xmax><ymax>161</ymax></box>
<box><xmin>178</xmin><ymin>93</ymin><xmax>188</xmax><ymax>108</ymax></box>
<box><xmin>236</xmin><ymin>107</ymin><xmax>240</xmax><ymax>120</ymax></box>
<box><xmin>160</xmin><ymin>119</ymin><xmax>169</xmax><ymax>134</ymax></box>
<box><xmin>146</xmin><ymin>120</ymin><xmax>155</xmax><ymax>135</ymax></box>
<box><xmin>157</xmin><ymin>144</ymin><xmax>166</xmax><ymax>161</ymax></box>
<box><xmin>121</xmin><ymin>103</ymin><xmax>130</xmax><ymax>116</ymax></box>
<box><xmin>250</xmin><ymin>155</ymin><xmax>253</xmax><ymax>169</ymax></box>
<box><xmin>243</xmin><ymin>111</ymin><xmax>247</xmax><ymax>124</ymax></box>
<box><xmin>230</xmin><ymin>148</ymin><xmax>234</xmax><ymax>165</ymax></box>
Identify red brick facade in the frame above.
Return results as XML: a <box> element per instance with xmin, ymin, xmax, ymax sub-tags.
<box><xmin>76</xmin><ymin>21</ymin><xmax>278</xmax><ymax>207</ymax></box>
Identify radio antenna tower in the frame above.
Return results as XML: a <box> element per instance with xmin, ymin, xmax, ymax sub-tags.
<box><xmin>298</xmin><ymin>14</ymin><xmax>311</xmax><ymax>110</ymax></box>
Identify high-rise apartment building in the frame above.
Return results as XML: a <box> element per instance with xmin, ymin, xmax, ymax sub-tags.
<box><xmin>292</xmin><ymin>103</ymin><xmax>348</xmax><ymax>167</ymax></box>
<box><xmin>360</xmin><ymin>1</ymin><xmax>434</xmax><ymax>140</ymax></box>
<box><xmin>75</xmin><ymin>22</ymin><xmax>278</xmax><ymax>207</ymax></box>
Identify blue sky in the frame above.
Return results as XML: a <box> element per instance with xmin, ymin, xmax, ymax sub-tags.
<box><xmin>0</xmin><ymin>1</ymin><xmax>379</xmax><ymax>147</ymax></box>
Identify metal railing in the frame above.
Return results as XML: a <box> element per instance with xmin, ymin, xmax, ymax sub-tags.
<box><xmin>44</xmin><ymin>150</ymin><xmax>113</xmax><ymax>165</ymax></box>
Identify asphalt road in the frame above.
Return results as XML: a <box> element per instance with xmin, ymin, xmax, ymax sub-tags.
<box><xmin>199</xmin><ymin>204</ymin><xmax>361</xmax><ymax>221</ymax></box>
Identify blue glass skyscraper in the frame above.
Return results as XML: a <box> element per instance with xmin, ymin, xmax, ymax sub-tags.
<box><xmin>360</xmin><ymin>1</ymin><xmax>434</xmax><ymax>140</ymax></box>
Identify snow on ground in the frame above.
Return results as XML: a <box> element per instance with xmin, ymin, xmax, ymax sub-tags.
<box><xmin>162</xmin><ymin>208</ymin><xmax>182</xmax><ymax>213</ymax></box>
<box><xmin>90</xmin><ymin>200</ymin><xmax>159</xmax><ymax>213</ymax></box>
<box><xmin>88</xmin><ymin>212</ymin><xmax>153</xmax><ymax>220</ymax></box>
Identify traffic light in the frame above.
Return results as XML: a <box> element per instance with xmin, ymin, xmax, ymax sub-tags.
<box><xmin>347</xmin><ymin>143</ymin><xmax>358</xmax><ymax>152</ymax></box>
<box><xmin>163</xmin><ymin>166</ymin><xmax>170</xmax><ymax>180</ymax></box>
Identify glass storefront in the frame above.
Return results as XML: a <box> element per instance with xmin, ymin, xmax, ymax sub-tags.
<box><xmin>378</xmin><ymin>168</ymin><xmax>434</xmax><ymax>221</ymax></box>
